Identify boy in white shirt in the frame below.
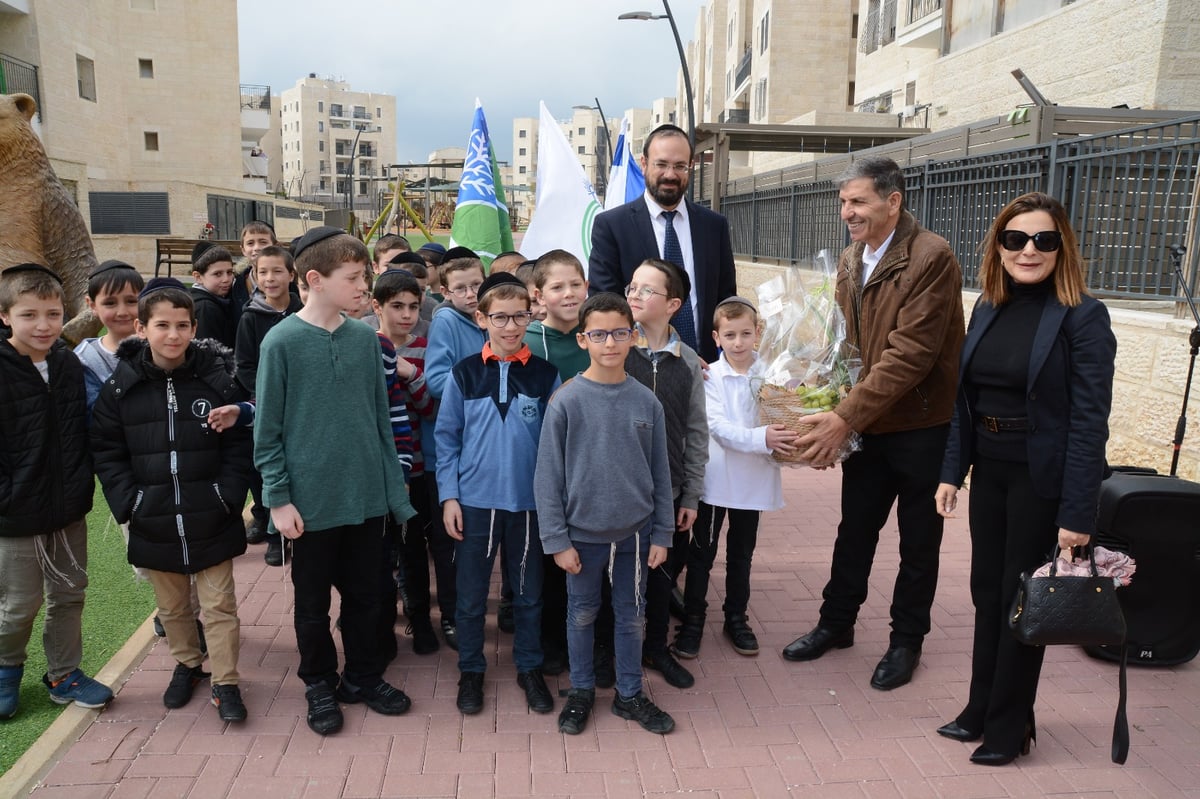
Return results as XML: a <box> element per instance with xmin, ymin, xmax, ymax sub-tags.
<box><xmin>672</xmin><ymin>298</ymin><xmax>798</xmax><ymax>659</ymax></box>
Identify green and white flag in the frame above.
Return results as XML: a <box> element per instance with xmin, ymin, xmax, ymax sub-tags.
<box><xmin>450</xmin><ymin>99</ymin><xmax>513</xmax><ymax>267</ymax></box>
<box><xmin>521</xmin><ymin>101</ymin><xmax>603</xmax><ymax>274</ymax></box>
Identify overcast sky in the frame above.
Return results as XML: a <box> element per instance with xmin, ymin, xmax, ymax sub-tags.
<box><xmin>237</xmin><ymin>0</ymin><xmax>702</xmax><ymax>165</ymax></box>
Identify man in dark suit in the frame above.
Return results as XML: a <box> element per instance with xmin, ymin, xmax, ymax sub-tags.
<box><xmin>588</xmin><ymin>124</ymin><xmax>737</xmax><ymax>362</ymax></box>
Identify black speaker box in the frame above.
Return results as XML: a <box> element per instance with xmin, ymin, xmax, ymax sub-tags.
<box><xmin>1085</xmin><ymin>469</ymin><xmax>1200</xmax><ymax>666</ymax></box>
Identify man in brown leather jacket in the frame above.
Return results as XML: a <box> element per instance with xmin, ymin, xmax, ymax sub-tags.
<box><xmin>782</xmin><ymin>156</ymin><xmax>965</xmax><ymax>691</ymax></box>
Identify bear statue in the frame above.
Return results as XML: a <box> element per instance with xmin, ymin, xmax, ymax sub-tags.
<box><xmin>0</xmin><ymin>92</ymin><xmax>99</xmax><ymax>344</ymax></box>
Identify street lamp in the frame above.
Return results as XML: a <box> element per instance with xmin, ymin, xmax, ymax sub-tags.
<box><xmin>618</xmin><ymin>1</ymin><xmax>696</xmax><ymax>155</ymax></box>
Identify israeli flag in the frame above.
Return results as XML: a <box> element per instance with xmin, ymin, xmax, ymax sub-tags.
<box><xmin>604</xmin><ymin>117</ymin><xmax>645</xmax><ymax>210</ymax></box>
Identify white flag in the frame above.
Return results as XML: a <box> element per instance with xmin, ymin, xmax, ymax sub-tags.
<box><xmin>520</xmin><ymin>101</ymin><xmax>603</xmax><ymax>273</ymax></box>
<box><xmin>605</xmin><ymin>117</ymin><xmax>646</xmax><ymax>210</ymax></box>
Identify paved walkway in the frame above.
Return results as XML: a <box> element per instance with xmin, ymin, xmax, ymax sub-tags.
<box><xmin>19</xmin><ymin>468</ymin><xmax>1200</xmax><ymax>798</ymax></box>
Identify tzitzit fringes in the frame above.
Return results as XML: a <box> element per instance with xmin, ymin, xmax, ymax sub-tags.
<box><xmin>35</xmin><ymin>529</ymin><xmax>83</xmax><ymax>588</ymax></box>
<box><xmin>519</xmin><ymin>512</ymin><xmax>531</xmax><ymax>593</ymax></box>
<box><xmin>633</xmin><ymin>531</ymin><xmax>643</xmax><ymax>616</ymax></box>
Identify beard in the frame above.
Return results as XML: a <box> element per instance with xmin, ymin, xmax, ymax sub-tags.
<box><xmin>647</xmin><ymin>175</ymin><xmax>686</xmax><ymax>208</ymax></box>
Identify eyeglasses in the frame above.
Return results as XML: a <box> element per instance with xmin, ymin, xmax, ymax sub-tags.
<box><xmin>448</xmin><ymin>282</ymin><xmax>484</xmax><ymax>297</ymax></box>
<box><xmin>485</xmin><ymin>311</ymin><xmax>532</xmax><ymax>328</ymax></box>
<box><xmin>624</xmin><ymin>284</ymin><xmax>669</xmax><ymax>301</ymax></box>
<box><xmin>650</xmin><ymin>161</ymin><xmax>691</xmax><ymax>174</ymax></box>
<box><xmin>580</xmin><ymin>327</ymin><xmax>634</xmax><ymax>344</ymax></box>
<box><xmin>998</xmin><ymin>230</ymin><xmax>1062</xmax><ymax>253</ymax></box>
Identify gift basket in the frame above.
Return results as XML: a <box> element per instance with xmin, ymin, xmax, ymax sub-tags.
<box><xmin>753</xmin><ymin>251</ymin><xmax>862</xmax><ymax>466</ymax></box>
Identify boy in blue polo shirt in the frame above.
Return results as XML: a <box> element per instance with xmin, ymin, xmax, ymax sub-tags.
<box><xmin>435</xmin><ymin>272</ymin><xmax>561</xmax><ymax>717</ymax></box>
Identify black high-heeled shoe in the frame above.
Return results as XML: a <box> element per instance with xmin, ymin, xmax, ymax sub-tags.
<box><xmin>969</xmin><ymin>716</ymin><xmax>1036</xmax><ymax>766</ymax></box>
<box><xmin>936</xmin><ymin>720</ymin><xmax>981</xmax><ymax>742</ymax></box>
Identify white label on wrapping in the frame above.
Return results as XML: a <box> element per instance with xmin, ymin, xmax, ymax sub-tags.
<box><xmin>759</xmin><ymin>297</ymin><xmax>784</xmax><ymax>318</ymax></box>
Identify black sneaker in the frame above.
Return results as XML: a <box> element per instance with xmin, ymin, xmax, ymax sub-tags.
<box><xmin>163</xmin><ymin>662</ymin><xmax>208</xmax><ymax>709</ymax></box>
<box><xmin>557</xmin><ymin>688</ymin><xmax>594</xmax><ymax>735</ymax></box>
<box><xmin>456</xmin><ymin>671</ymin><xmax>484</xmax><ymax>715</ymax></box>
<box><xmin>336</xmin><ymin>676</ymin><xmax>411</xmax><ymax>715</ymax></box>
<box><xmin>517</xmin><ymin>670</ymin><xmax>553</xmax><ymax>714</ymax></box>
<box><xmin>264</xmin><ymin>535</ymin><xmax>284</xmax><ymax>567</ymax></box>
<box><xmin>441</xmin><ymin>619</ymin><xmax>459</xmax><ymax>651</ymax></box>
<box><xmin>245</xmin><ymin>518</ymin><xmax>268</xmax><ymax>545</ymax></box>
<box><xmin>723</xmin><ymin>613</ymin><xmax>760</xmax><ymax>656</ymax></box>
<box><xmin>612</xmin><ymin>691</ymin><xmax>675</xmax><ymax>735</ymax></box>
<box><xmin>593</xmin><ymin>643</ymin><xmax>615</xmax><ymax>689</ymax></box>
<box><xmin>211</xmin><ymin>684</ymin><xmax>247</xmax><ymax>722</ymax></box>
<box><xmin>408</xmin><ymin>615</ymin><xmax>440</xmax><ymax>655</ymax></box>
<box><xmin>642</xmin><ymin>649</ymin><xmax>695</xmax><ymax>689</ymax></box>
<box><xmin>671</xmin><ymin>614</ymin><xmax>706</xmax><ymax>660</ymax></box>
<box><xmin>497</xmin><ymin>599</ymin><xmax>515</xmax><ymax>633</ymax></box>
<box><xmin>305</xmin><ymin>682</ymin><xmax>343</xmax><ymax>735</ymax></box>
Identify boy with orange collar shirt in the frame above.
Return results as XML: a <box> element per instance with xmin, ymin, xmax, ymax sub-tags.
<box><xmin>434</xmin><ymin>272</ymin><xmax>561</xmax><ymax>717</ymax></box>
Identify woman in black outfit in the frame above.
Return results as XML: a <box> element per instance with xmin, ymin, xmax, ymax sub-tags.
<box><xmin>934</xmin><ymin>192</ymin><xmax>1116</xmax><ymax>765</ymax></box>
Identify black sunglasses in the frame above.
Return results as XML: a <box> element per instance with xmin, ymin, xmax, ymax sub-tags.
<box><xmin>998</xmin><ymin>229</ymin><xmax>1062</xmax><ymax>252</ymax></box>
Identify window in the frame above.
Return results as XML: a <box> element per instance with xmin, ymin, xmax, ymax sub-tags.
<box><xmin>578</xmin><ymin>127</ymin><xmax>586</xmax><ymax>136</ymax></box>
<box><xmin>89</xmin><ymin>191</ymin><xmax>170</xmax><ymax>234</ymax></box>
<box><xmin>519</xmin><ymin>165</ymin><xmax>527</xmax><ymax>174</ymax></box>
<box><xmin>138</xmin><ymin>58</ymin><xmax>154</xmax><ymax>79</ymax></box>
<box><xmin>905</xmin><ymin>81</ymin><xmax>916</xmax><ymax>106</ymax></box>
<box><xmin>376</xmin><ymin>106</ymin><xmax>381</xmax><ymax>118</ymax></box>
<box><xmin>754</xmin><ymin>78</ymin><xmax>768</xmax><ymax>121</ymax></box>
<box><xmin>319</xmin><ymin>160</ymin><xmax>326</xmax><ymax>172</ymax></box>
<box><xmin>578</xmin><ymin>146</ymin><xmax>586</xmax><ymax>154</ymax></box>
<box><xmin>76</xmin><ymin>55</ymin><xmax>96</xmax><ymax>102</ymax></box>
<box><xmin>318</xmin><ymin>101</ymin><xmax>324</xmax><ymax>112</ymax></box>
<box><xmin>318</xmin><ymin>140</ymin><xmax>325</xmax><ymax>152</ymax></box>
<box><xmin>358</xmin><ymin>180</ymin><xmax>367</xmax><ymax>196</ymax></box>
<box><xmin>319</xmin><ymin>178</ymin><xmax>327</xmax><ymax>191</ymax></box>
<box><xmin>144</xmin><ymin>131</ymin><xmax>159</xmax><ymax>151</ymax></box>
<box><xmin>330</xmin><ymin>103</ymin><xmax>342</xmax><ymax>117</ymax></box>
<box><xmin>847</xmin><ymin>81</ymin><xmax>856</xmax><ymax>108</ymax></box>
<box><xmin>129</xmin><ymin>0</ymin><xmax>156</xmax><ymax>10</ymax></box>
<box><xmin>759</xmin><ymin>10</ymin><xmax>770</xmax><ymax>53</ymax></box>
<box><xmin>519</xmin><ymin>129</ymin><xmax>527</xmax><ymax>138</ymax></box>
<box><xmin>318</xmin><ymin>121</ymin><xmax>324</xmax><ymax>132</ymax></box>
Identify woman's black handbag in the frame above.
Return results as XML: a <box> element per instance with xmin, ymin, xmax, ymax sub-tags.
<box><xmin>1009</xmin><ymin>546</ymin><xmax>1130</xmax><ymax>763</ymax></box>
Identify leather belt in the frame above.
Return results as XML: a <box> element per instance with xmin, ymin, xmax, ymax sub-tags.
<box><xmin>980</xmin><ymin>415</ymin><xmax>1028</xmax><ymax>433</ymax></box>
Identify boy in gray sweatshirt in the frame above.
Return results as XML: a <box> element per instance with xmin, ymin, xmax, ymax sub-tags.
<box><xmin>534</xmin><ymin>293</ymin><xmax>676</xmax><ymax>737</ymax></box>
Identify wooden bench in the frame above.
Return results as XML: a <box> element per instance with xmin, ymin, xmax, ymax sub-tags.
<box><xmin>155</xmin><ymin>239</ymin><xmax>247</xmax><ymax>277</ymax></box>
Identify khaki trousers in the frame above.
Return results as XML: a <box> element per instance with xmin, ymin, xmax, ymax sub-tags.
<box><xmin>145</xmin><ymin>560</ymin><xmax>240</xmax><ymax>685</ymax></box>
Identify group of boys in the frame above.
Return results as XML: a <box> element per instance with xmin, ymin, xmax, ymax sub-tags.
<box><xmin>0</xmin><ymin>218</ymin><xmax>794</xmax><ymax>740</ymax></box>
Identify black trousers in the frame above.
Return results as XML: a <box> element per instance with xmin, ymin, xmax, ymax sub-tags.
<box><xmin>683</xmin><ymin>503</ymin><xmax>760</xmax><ymax>618</ymax></box>
<box><xmin>399</xmin><ymin>473</ymin><xmax>457</xmax><ymax>622</ymax></box>
<box><xmin>643</xmin><ymin>499</ymin><xmax>688</xmax><ymax>654</ymax></box>
<box><xmin>291</xmin><ymin>516</ymin><xmax>386</xmax><ymax>687</ymax></box>
<box><xmin>819</xmin><ymin>425</ymin><xmax>948</xmax><ymax>649</ymax></box>
<box><xmin>958</xmin><ymin>455</ymin><xmax>1059</xmax><ymax>755</ymax></box>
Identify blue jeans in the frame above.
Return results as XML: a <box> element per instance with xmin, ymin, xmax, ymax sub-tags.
<box><xmin>566</xmin><ymin>532</ymin><xmax>650</xmax><ymax>699</ymax></box>
<box><xmin>455</xmin><ymin>506</ymin><xmax>543</xmax><ymax>673</ymax></box>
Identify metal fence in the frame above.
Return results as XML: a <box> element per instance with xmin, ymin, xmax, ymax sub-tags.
<box><xmin>720</xmin><ymin>114</ymin><xmax>1200</xmax><ymax>301</ymax></box>
<box><xmin>1</xmin><ymin>53</ymin><xmax>41</xmax><ymax>113</ymax></box>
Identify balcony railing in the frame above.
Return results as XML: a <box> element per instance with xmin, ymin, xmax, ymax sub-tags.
<box><xmin>719</xmin><ymin>108</ymin><xmax>749</xmax><ymax>124</ymax></box>
<box><xmin>352</xmin><ymin>110</ymin><xmax>371</xmax><ymax>120</ymax></box>
<box><xmin>907</xmin><ymin>0</ymin><xmax>942</xmax><ymax>25</ymax></box>
<box><xmin>0</xmin><ymin>53</ymin><xmax>41</xmax><ymax>114</ymax></box>
<box><xmin>734</xmin><ymin>47</ymin><xmax>752</xmax><ymax>91</ymax></box>
<box><xmin>239</xmin><ymin>83</ymin><xmax>270</xmax><ymax>110</ymax></box>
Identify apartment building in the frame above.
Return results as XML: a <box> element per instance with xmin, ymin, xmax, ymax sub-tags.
<box><xmin>854</xmin><ymin>0</ymin><xmax>1200</xmax><ymax>130</ymax></box>
<box><xmin>0</xmin><ymin>0</ymin><xmax>321</xmax><ymax>266</ymax></box>
<box><xmin>275</xmin><ymin>74</ymin><xmax>397</xmax><ymax>214</ymax></box>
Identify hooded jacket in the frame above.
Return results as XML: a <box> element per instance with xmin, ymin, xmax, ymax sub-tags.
<box><xmin>523</xmin><ymin>320</ymin><xmax>589</xmax><ymax>382</ymax></box>
<box><xmin>0</xmin><ymin>334</ymin><xmax>94</xmax><ymax>537</ymax></box>
<box><xmin>235</xmin><ymin>292</ymin><xmax>304</xmax><ymax>395</ymax></box>
<box><xmin>91</xmin><ymin>337</ymin><xmax>252</xmax><ymax>573</ymax></box>
<box><xmin>190</xmin><ymin>285</ymin><xmax>238</xmax><ymax>350</ymax></box>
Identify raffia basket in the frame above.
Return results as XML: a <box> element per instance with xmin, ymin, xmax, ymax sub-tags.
<box><xmin>756</xmin><ymin>383</ymin><xmax>819</xmax><ymax>464</ymax></box>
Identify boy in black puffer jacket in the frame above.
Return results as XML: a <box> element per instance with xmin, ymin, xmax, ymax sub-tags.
<box><xmin>91</xmin><ymin>279</ymin><xmax>253</xmax><ymax>722</ymax></box>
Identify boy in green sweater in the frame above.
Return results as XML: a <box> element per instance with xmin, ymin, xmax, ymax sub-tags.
<box><xmin>254</xmin><ymin>226</ymin><xmax>417</xmax><ymax>736</ymax></box>
<box><xmin>523</xmin><ymin>249</ymin><xmax>590</xmax><ymax>382</ymax></box>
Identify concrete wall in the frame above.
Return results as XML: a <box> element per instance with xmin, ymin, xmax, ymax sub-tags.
<box><xmin>734</xmin><ymin>259</ymin><xmax>1200</xmax><ymax>483</ymax></box>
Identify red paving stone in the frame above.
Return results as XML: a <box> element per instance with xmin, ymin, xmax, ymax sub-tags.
<box><xmin>17</xmin><ymin>467</ymin><xmax>1200</xmax><ymax>797</ymax></box>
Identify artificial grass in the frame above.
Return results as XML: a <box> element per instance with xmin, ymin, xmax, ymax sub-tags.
<box><xmin>0</xmin><ymin>481</ymin><xmax>156</xmax><ymax>776</ymax></box>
